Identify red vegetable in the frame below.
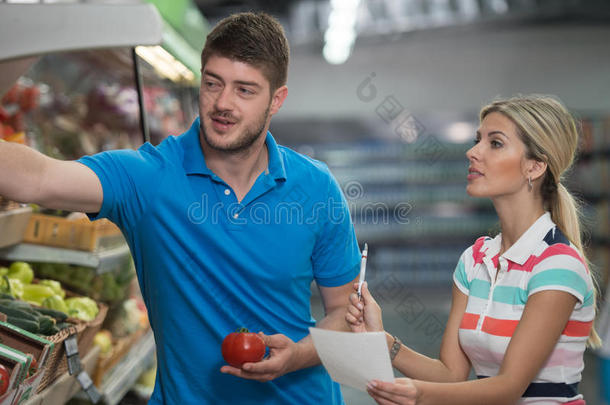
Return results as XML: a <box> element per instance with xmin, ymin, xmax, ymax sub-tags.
<box><xmin>221</xmin><ymin>327</ymin><xmax>266</xmax><ymax>368</ymax></box>
<box><xmin>0</xmin><ymin>363</ymin><xmax>9</xmax><ymax>396</ymax></box>
<box><xmin>26</xmin><ymin>355</ymin><xmax>38</xmax><ymax>378</ymax></box>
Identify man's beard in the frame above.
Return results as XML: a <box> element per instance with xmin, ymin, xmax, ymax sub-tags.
<box><xmin>200</xmin><ymin>104</ymin><xmax>270</xmax><ymax>154</ymax></box>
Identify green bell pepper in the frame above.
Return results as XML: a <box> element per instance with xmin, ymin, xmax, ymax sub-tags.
<box><xmin>8</xmin><ymin>262</ymin><xmax>34</xmax><ymax>284</ymax></box>
<box><xmin>39</xmin><ymin>279</ymin><xmax>66</xmax><ymax>298</ymax></box>
<box><xmin>41</xmin><ymin>294</ymin><xmax>69</xmax><ymax>313</ymax></box>
<box><xmin>21</xmin><ymin>284</ymin><xmax>55</xmax><ymax>305</ymax></box>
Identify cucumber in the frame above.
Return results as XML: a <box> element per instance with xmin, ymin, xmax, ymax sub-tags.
<box><xmin>37</xmin><ymin>315</ymin><xmax>56</xmax><ymax>335</ymax></box>
<box><xmin>43</xmin><ymin>325</ymin><xmax>60</xmax><ymax>336</ymax></box>
<box><xmin>6</xmin><ymin>317</ymin><xmax>39</xmax><ymax>334</ymax></box>
<box><xmin>56</xmin><ymin>322</ymin><xmax>73</xmax><ymax>331</ymax></box>
<box><xmin>0</xmin><ymin>304</ymin><xmax>39</xmax><ymax>322</ymax></box>
<box><xmin>34</xmin><ymin>307</ymin><xmax>68</xmax><ymax>322</ymax></box>
<box><xmin>0</xmin><ymin>299</ymin><xmax>36</xmax><ymax>312</ymax></box>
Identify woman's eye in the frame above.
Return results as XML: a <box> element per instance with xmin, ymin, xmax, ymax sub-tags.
<box><xmin>491</xmin><ymin>140</ymin><xmax>503</xmax><ymax>148</ymax></box>
<box><xmin>473</xmin><ymin>138</ymin><xmax>481</xmax><ymax>145</ymax></box>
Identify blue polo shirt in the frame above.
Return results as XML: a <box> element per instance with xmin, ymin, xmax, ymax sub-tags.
<box><xmin>77</xmin><ymin>118</ymin><xmax>361</xmax><ymax>404</ymax></box>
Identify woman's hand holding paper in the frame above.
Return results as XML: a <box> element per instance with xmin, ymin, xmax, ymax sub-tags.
<box><xmin>367</xmin><ymin>378</ymin><xmax>419</xmax><ymax>405</ymax></box>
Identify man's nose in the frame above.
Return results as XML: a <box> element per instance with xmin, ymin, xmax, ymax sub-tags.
<box><xmin>214</xmin><ymin>87</ymin><xmax>234</xmax><ymax>111</ymax></box>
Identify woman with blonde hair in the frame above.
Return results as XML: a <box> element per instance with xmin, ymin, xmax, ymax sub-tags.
<box><xmin>346</xmin><ymin>95</ymin><xmax>600</xmax><ymax>405</ymax></box>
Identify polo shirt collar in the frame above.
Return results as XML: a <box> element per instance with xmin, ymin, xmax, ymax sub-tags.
<box><xmin>265</xmin><ymin>129</ymin><xmax>287</xmax><ymax>181</ymax></box>
<box><xmin>181</xmin><ymin>117</ymin><xmax>287</xmax><ymax>181</ymax></box>
<box><xmin>483</xmin><ymin>212</ymin><xmax>554</xmax><ymax>265</ymax></box>
<box><xmin>182</xmin><ymin>117</ymin><xmax>213</xmax><ymax>176</ymax></box>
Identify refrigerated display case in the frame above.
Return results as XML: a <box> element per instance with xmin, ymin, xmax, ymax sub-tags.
<box><xmin>0</xmin><ymin>2</ymin><xmax>198</xmax><ymax>404</ymax></box>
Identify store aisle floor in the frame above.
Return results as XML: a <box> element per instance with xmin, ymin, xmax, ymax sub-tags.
<box><xmin>311</xmin><ymin>283</ymin><xmax>601</xmax><ymax>405</ymax></box>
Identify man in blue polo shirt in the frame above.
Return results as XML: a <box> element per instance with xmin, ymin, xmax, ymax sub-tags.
<box><xmin>0</xmin><ymin>12</ymin><xmax>361</xmax><ymax>404</ymax></box>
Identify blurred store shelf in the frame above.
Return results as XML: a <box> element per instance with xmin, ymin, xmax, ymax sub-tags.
<box><xmin>0</xmin><ymin>243</ymin><xmax>131</xmax><ymax>274</ymax></box>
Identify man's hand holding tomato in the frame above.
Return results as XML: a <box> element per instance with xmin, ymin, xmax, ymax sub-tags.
<box><xmin>220</xmin><ymin>332</ymin><xmax>304</xmax><ymax>382</ymax></box>
<box><xmin>220</xmin><ymin>277</ymin><xmax>359</xmax><ymax>383</ymax></box>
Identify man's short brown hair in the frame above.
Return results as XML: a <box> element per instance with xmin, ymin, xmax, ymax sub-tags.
<box><xmin>201</xmin><ymin>12</ymin><xmax>290</xmax><ymax>92</ymax></box>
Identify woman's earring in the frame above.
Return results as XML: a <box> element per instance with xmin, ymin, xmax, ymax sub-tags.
<box><xmin>528</xmin><ymin>176</ymin><xmax>533</xmax><ymax>191</ymax></box>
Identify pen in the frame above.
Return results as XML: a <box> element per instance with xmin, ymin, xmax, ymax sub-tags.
<box><xmin>357</xmin><ymin>243</ymin><xmax>368</xmax><ymax>300</ymax></box>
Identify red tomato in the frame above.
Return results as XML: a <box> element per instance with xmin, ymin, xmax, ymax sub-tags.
<box><xmin>0</xmin><ymin>363</ymin><xmax>9</xmax><ymax>396</ymax></box>
<box><xmin>221</xmin><ymin>328</ymin><xmax>266</xmax><ymax>368</ymax></box>
<box><xmin>26</xmin><ymin>355</ymin><xmax>38</xmax><ymax>378</ymax></box>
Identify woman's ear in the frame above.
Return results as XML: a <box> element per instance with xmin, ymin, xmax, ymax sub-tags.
<box><xmin>527</xmin><ymin>159</ymin><xmax>548</xmax><ymax>182</ymax></box>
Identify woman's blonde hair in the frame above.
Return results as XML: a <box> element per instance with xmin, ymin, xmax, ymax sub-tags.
<box><xmin>480</xmin><ymin>95</ymin><xmax>601</xmax><ymax>348</ymax></box>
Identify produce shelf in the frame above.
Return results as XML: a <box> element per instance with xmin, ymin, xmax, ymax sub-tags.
<box><xmin>0</xmin><ymin>207</ymin><xmax>33</xmax><ymax>249</ymax></box>
<box><xmin>0</xmin><ymin>243</ymin><xmax>131</xmax><ymax>274</ymax></box>
<box><xmin>22</xmin><ymin>345</ymin><xmax>100</xmax><ymax>405</ymax></box>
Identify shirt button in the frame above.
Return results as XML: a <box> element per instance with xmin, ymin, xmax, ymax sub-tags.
<box><xmin>233</xmin><ymin>213</ymin><xmax>239</xmax><ymax>219</ymax></box>
<box><xmin>224</xmin><ymin>189</ymin><xmax>230</xmax><ymax>195</ymax></box>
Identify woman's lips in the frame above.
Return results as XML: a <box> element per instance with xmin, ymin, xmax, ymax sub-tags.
<box><xmin>467</xmin><ymin>169</ymin><xmax>483</xmax><ymax>181</ymax></box>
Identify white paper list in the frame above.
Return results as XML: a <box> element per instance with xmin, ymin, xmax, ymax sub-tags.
<box><xmin>309</xmin><ymin>327</ymin><xmax>395</xmax><ymax>392</ymax></box>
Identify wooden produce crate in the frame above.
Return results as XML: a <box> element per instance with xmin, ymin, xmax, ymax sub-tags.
<box><xmin>36</xmin><ymin>302</ymin><xmax>108</xmax><ymax>393</ymax></box>
<box><xmin>0</xmin><ymin>206</ymin><xmax>33</xmax><ymax>249</ymax></box>
<box><xmin>23</xmin><ymin>214</ymin><xmax>122</xmax><ymax>252</ymax></box>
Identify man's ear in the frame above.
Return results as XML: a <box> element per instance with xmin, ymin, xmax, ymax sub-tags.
<box><xmin>269</xmin><ymin>85</ymin><xmax>288</xmax><ymax>116</ymax></box>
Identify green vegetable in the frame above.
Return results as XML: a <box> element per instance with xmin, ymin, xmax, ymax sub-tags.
<box><xmin>37</xmin><ymin>315</ymin><xmax>56</xmax><ymax>335</ymax></box>
<box><xmin>6</xmin><ymin>317</ymin><xmax>39</xmax><ymax>333</ymax></box>
<box><xmin>21</xmin><ymin>284</ymin><xmax>55</xmax><ymax>305</ymax></box>
<box><xmin>44</xmin><ymin>325</ymin><xmax>60</xmax><ymax>335</ymax></box>
<box><xmin>38</xmin><ymin>280</ymin><xmax>65</xmax><ymax>298</ymax></box>
<box><xmin>36</xmin><ymin>306</ymin><xmax>68</xmax><ymax>322</ymax></box>
<box><xmin>0</xmin><ymin>277</ymin><xmax>24</xmax><ymax>299</ymax></box>
<box><xmin>65</xmin><ymin>297</ymin><xmax>99</xmax><ymax>321</ymax></box>
<box><xmin>56</xmin><ymin>322</ymin><xmax>73</xmax><ymax>330</ymax></box>
<box><xmin>0</xmin><ymin>267</ymin><xmax>8</xmax><ymax>277</ymax></box>
<box><xmin>8</xmin><ymin>262</ymin><xmax>34</xmax><ymax>284</ymax></box>
<box><xmin>0</xmin><ymin>304</ymin><xmax>39</xmax><ymax>322</ymax></box>
<box><xmin>41</xmin><ymin>294</ymin><xmax>69</xmax><ymax>314</ymax></box>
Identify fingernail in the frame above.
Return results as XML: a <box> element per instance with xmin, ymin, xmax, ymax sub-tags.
<box><xmin>357</xmin><ymin>303</ymin><xmax>363</xmax><ymax>309</ymax></box>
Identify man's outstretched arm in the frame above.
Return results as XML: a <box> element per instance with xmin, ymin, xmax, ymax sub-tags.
<box><xmin>0</xmin><ymin>141</ymin><xmax>102</xmax><ymax>213</ymax></box>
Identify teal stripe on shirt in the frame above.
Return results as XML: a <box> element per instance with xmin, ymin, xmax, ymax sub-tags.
<box><xmin>454</xmin><ymin>260</ymin><xmax>469</xmax><ymax>291</ymax></box>
<box><xmin>527</xmin><ymin>268</ymin><xmax>589</xmax><ymax>302</ymax></box>
<box><xmin>489</xmin><ymin>283</ymin><xmax>591</xmax><ymax>307</ymax></box>
<box><xmin>470</xmin><ymin>279</ymin><xmax>490</xmax><ymax>299</ymax></box>
<box><xmin>493</xmin><ymin>285</ymin><xmax>528</xmax><ymax>305</ymax></box>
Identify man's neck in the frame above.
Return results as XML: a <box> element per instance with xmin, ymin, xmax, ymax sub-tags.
<box><xmin>200</xmin><ymin>133</ymin><xmax>269</xmax><ymax>203</ymax></box>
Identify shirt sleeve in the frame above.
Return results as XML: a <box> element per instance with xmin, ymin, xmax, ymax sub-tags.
<box><xmin>311</xmin><ymin>172</ymin><xmax>361</xmax><ymax>288</ymax></box>
<box><xmin>76</xmin><ymin>143</ymin><xmax>165</xmax><ymax>230</ymax></box>
<box><xmin>527</xmin><ymin>244</ymin><xmax>594</xmax><ymax>306</ymax></box>
<box><xmin>453</xmin><ymin>248</ymin><xmax>471</xmax><ymax>295</ymax></box>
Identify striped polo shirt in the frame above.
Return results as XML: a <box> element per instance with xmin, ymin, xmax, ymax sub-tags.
<box><xmin>453</xmin><ymin>212</ymin><xmax>594</xmax><ymax>404</ymax></box>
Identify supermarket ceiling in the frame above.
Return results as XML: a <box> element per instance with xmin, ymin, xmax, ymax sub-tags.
<box><xmin>195</xmin><ymin>0</ymin><xmax>610</xmax><ymax>48</ymax></box>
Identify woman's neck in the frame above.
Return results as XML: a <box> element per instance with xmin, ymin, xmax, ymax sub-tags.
<box><xmin>492</xmin><ymin>192</ymin><xmax>546</xmax><ymax>255</ymax></box>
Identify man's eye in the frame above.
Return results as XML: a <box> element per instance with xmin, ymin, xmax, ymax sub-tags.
<box><xmin>239</xmin><ymin>88</ymin><xmax>254</xmax><ymax>95</ymax></box>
